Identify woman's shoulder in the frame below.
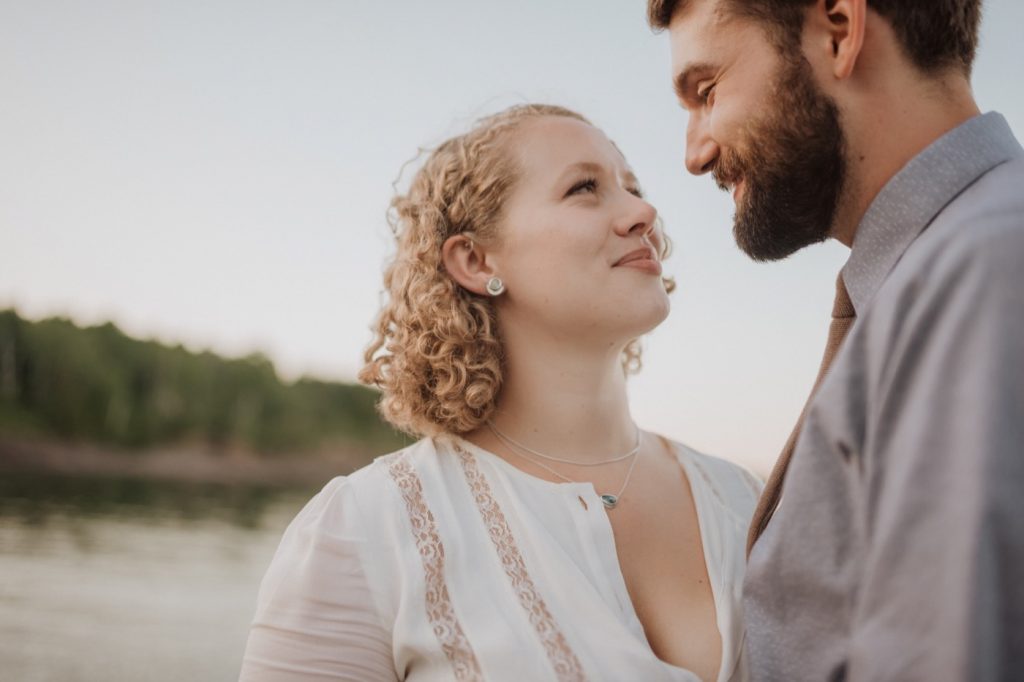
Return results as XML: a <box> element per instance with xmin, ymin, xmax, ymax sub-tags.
<box><xmin>314</xmin><ymin>437</ymin><xmax>446</xmax><ymax>517</ymax></box>
<box><xmin>349</xmin><ymin>436</ymin><xmax>444</xmax><ymax>483</ymax></box>
<box><xmin>660</xmin><ymin>435</ymin><xmax>764</xmax><ymax>516</ymax></box>
<box><xmin>269</xmin><ymin>441</ymin><xmax>444</xmax><ymax>607</ymax></box>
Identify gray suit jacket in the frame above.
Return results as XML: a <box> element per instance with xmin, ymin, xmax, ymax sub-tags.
<box><xmin>744</xmin><ymin>112</ymin><xmax>1024</xmax><ymax>681</ymax></box>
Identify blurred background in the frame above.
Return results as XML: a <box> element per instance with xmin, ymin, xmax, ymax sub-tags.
<box><xmin>2</xmin><ymin>0</ymin><xmax>1022</xmax><ymax>679</ymax></box>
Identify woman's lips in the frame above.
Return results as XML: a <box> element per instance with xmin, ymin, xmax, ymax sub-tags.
<box><xmin>619</xmin><ymin>258</ymin><xmax>663</xmax><ymax>275</ymax></box>
<box><xmin>614</xmin><ymin>248</ymin><xmax>663</xmax><ymax>275</ymax></box>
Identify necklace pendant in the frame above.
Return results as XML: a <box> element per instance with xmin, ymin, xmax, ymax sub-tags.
<box><xmin>600</xmin><ymin>494</ymin><xmax>619</xmax><ymax>509</ymax></box>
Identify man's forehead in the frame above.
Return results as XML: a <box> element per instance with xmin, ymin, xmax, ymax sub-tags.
<box><xmin>668</xmin><ymin>0</ymin><xmax>744</xmax><ymax>69</ymax></box>
<box><xmin>668</xmin><ymin>0</ymin><xmax>736</xmax><ymax>33</ymax></box>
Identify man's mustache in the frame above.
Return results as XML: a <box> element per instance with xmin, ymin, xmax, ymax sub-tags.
<box><xmin>713</xmin><ymin>165</ymin><xmax>740</xmax><ymax>193</ymax></box>
<box><xmin>712</xmin><ymin>149</ymin><xmax>746</xmax><ymax>193</ymax></box>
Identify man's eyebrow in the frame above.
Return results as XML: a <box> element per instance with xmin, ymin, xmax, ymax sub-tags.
<box><xmin>673</xmin><ymin>61</ymin><xmax>716</xmax><ymax>100</ymax></box>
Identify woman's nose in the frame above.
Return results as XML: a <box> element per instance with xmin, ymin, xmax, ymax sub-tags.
<box><xmin>615</xmin><ymin>195</ymin><xmax>658</xmax><ymax>238</ymax></box>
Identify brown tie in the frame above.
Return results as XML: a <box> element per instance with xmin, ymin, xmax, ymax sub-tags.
<box><xmin>747</xmin><ymin>273</ymin><xmax>857</xmax><ymax>554</ymax></box>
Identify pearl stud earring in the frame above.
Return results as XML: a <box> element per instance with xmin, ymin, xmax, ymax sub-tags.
<box><xmin>485</xmin><ymin>276</ymin><xmax>506</xmax><ymax>296</ymax></box>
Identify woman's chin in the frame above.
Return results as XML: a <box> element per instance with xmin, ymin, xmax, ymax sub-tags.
<box><xmin>641</xmin><ymin>307</ymin><xmax>671</xmax><ymax>336</ymax></box>
<box><xmin>646</xmin><ymin>290</ymin><xmax>672</xmax><ymax>326</ymax></box>
<box><xmin>619</xmin><ymin>296</ymin><xmax>672</xmax><ymax>339</ymax></box>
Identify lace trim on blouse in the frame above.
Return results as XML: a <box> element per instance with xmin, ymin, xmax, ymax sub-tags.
<box><xmin>453</xmin><ymin>443</ymin><xmax>588</xmax><ymax>682</ymax></box>
<box><xmin>384</xmin><ymin>451</ymin><xmax>484</xmax><ymax>681</ymax></box>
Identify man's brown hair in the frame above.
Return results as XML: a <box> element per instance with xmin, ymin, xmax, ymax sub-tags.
<box><xmin>647</xmin><ymin>0</ymin><xmax>982</xmax><ymax>75</ymax></box>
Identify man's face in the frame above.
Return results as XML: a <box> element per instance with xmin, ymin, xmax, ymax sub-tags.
<box><xmin>668</xmin><ymin>0</ymin><xmax>846</xmax><ymax>261</ymax></box>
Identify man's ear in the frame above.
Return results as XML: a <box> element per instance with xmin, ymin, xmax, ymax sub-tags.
<box><xmin>807</xmin><ymin>0</ymin><xmax>866</xmax><ymax>81</ymax></box>
<box><xmin>441</xmin><ymin>233</ymin><xmax>496</xmax><ymax>296</ymax></box>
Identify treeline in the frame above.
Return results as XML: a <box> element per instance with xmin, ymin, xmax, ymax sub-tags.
<box><xmin>0</xmin><ymin>309</ymin><xmax>405</xmax><ymax>455</ymax></box>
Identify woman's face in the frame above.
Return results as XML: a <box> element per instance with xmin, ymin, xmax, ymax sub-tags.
<box><xmin>490</xmin><ymin>116</ymin><xmax>670</xmax><ymax>348</ymax></box>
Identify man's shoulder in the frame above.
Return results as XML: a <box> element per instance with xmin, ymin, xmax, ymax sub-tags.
<box><xmin>892</xmin><ymin>153</ymin><xmax>1024</xmax><ymax>294</ymax></box>
<box><xmin>929</xmin><ymin>151</ymin><xmax>1024</xmax><ymax>246</ymax></box>
<box><xmin>852</xmin><ymin>152</ymin><xmax>1024</xmax><ymax>364</ymax></box>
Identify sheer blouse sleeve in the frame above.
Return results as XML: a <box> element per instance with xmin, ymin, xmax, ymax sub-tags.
<box><xmin>239</xmin><ymin>477</ymin><xmax>398</xmax><ymax>681</ymax></box>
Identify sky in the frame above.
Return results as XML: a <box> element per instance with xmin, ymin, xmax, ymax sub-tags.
<box><xmin>2</xmin><ymin>0</ymin><xmax>1022</xmax><ymax>474</ymax></box>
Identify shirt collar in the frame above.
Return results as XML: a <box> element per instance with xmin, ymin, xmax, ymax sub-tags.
<box><xmin>841</xmin><ymin>111</ymin><xmax>1023</xmax><ymax>314</ymax></box>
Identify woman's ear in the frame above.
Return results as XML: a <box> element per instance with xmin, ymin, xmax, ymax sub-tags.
<box><xmin>823</xmin><ymin>0</ymin><xmax>866</xmax><ymax>80</ymax></box>
<box><xmin>441</xmin><ymin>233</ymin><xmax>496</xmax><ymax>296</ymax></box>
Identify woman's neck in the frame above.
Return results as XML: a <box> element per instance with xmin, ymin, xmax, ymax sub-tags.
<box><xmin>467</xmin><ymin>328</ymin><xmax>637</xmax><ymax>463</ymax></box>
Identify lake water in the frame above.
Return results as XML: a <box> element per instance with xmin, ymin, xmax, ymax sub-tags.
<box><xmin>0</xmin><ymin>473</ymin><xmax>316</xmax><ymax>681</ymax></box>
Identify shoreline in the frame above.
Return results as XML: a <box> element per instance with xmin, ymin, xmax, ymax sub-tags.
<box><xmin>0</xmin><ymin>437</ymin><xmax>390</xmax><ymax>488</ymax></box>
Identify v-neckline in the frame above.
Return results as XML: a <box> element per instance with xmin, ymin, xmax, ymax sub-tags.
<box><xmin>447</xmin><ymin>434</ymin><xmax>730</xmax><ymax>681</ymax></box>
<box><xmin>597</xmin><ymin>437</ymin><xmax>726</xmax><ymax>681</ymax></box>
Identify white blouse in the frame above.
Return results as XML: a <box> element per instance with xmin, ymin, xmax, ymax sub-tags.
<box><xmin>239</xmin><ymin>435</ymin><xmax>762</xmax><ymax>682</ymax></box>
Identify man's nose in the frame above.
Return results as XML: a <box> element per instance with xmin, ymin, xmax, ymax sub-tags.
<box><xmin>685</xmin><ymin>116</ymin><xmax>719</xmax><ymax>176</ymax></box>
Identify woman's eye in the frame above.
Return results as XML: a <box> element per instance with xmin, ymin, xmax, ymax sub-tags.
<box><xmin>627</xmin><ymin>187</ymin><xmax>644</xmax><ymax>199</ymax></box>
<box><xmin>566</xmin><ymin>178</ymin><xmax>598</xmax><ymax>197</ymax></box>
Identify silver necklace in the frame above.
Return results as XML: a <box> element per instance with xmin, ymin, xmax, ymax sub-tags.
<box><xmin>487</xmin><ymin>423</ymin><xmax>643</xmax><ymax>510</ymax></box>
<box><xmin>485</xmin><ymin>420</ymin><xmax>641</xmax><ymax>466</ymax></box>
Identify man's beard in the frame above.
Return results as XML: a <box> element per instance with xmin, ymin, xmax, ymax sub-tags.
<box><xmin>714</xmin><ymin>56</ymin><xmax>847</xmax><ymax>262</ymax></box>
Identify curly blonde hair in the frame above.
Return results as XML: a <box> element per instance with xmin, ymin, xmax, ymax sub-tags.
<box><xmin>359</xmin><ymin>103</ymin><xmax>672</xmax><ymax>437</ymax></box>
